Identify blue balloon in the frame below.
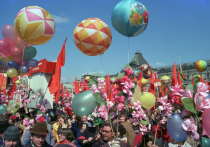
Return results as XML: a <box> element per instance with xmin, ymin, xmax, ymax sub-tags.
<box><xmin>133</xmin><ymin>70</ymin><xmax>139</xmax><ymax>78</ymax></box>
<box><xmin>25</xmin><ymin>59</ymin><xmax>38</xmax><ymax>67</ymax></box>
<box><xmin>0</xmin><ymin>60</ymin><xmax>9</xmax><ymax>67</ymax></box>
<box><xmin>167</xmin><ymin>113</ymin><xmax>188</xmax><ymax>142</ymax></box>
<box><xmin>19</xmin><ymin>65</ymin><xmax>29</xmax><ymax>73</ymax></box>
<box><xmin>8</xmin><ymin>61</ymin><xmax>19</xmax><ymax>69</ymax></box>
<box><xmin>111</xmin><ymin>0</ymin><xmax>149</xmax><ymax>37</ymax></box>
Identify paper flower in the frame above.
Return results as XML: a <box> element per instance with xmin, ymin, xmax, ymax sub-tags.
<box><xmin>118</xmin><ymin>103</ymin><xmax>124</xmax><ymax>111</ymax></box>
<box><xmin>125</xmin><ymin>68</ymin><xmax>134</xmax><ymax>76</ymax></box>
<box><xmin>36</xmin><ymin>92</ymin><xmax>40</xmax><ymax>96</ymax></box>
<box><xmin>31</xmin><ymin>95</ymin><xmax>35</xmax><ymax>99</ymax></box>
<box><xmin>38</xmin><ymin>117</ymin><xmax>46</xmax><ymax>123</ymax></box>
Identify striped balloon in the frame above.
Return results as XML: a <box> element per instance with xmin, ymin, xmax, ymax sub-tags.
<box><xmin>195</xmin><ymin>60</ymin><xmax>207</xmax><ymax>72</ymax></box>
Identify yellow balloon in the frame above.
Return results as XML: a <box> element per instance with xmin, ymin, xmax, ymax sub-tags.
<box><xmin>85</xmin><ymin>76</ymin><xmax>90</xmax><ymax>80</ymax></box>
<box><xmin>131</xmin><ymin>85</ymin><xmax>142</xmax><ymax>105</ymax></box>
<box><xmin>140</xmin><ymin>92</ymin><xmax>156</xmax><ymax>109</ymax></box>
<box><xmin>7</xmin><ymin>68</ymin><xmax>17</xmax><ymax>78</ymax></box>
<box><xmin>7</xmin><ymin>102</ymin><xmax>20</xmax><ymax>114</ymax></box>
<box><xmin>1</xmin><ymin>55</ymin><xmax>13</xmax><ymax>63</ymax></box>
<box><xmin>141</xmin><ymin>78</ymin><xmax>147</xmax><ymax>87</ymax></box>
<box><xmin>161</xmin><ymin>75</ymin><xmax>171</xmax><ymax>85</ymax></box>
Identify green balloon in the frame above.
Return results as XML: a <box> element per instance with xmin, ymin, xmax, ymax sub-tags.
<box><xmin>23</xmin><ymin>47</ymin><xmax>37</xmax><ymax>61</ymax></box>
<box><xmin>0</xmin><ymin>105</ymin><xmax>7</xmax><ymax>114</ymax></box>
<box><xmin>202</xmin><ymin>137</ymin><xmax>210</xmax><ymax>147</ymax></box>
<box><xmin>100</xmin><ymin>77</ymin><xmax>105</xmax><ymax>80</ymax></box>
<box><xmin>72</xmin><ymin>90</ymin><xmax>97</xmax><ymax>116</ymax></box>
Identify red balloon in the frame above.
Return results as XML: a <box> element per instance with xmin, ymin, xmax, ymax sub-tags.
<box><xmin>202</xmin><ymin>108</ymin><xmax>210</xmax><ymax>136</ymax></box>
<box><xmin>0</xmin><ymin>39</ymin><xmax>11</xmax><ymax>56</ymax></box>
<box><xmin>10</xmin><ymin>47</ymin><xmax>23</xmax><ymax>63</ymax></box>
<box><xmin>2</xmin><ymin>24</ymin><xmax>18</xmax><ymax>47</ymax></box>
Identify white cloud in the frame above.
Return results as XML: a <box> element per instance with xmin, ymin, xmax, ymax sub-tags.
<box><xmin>51</xmin><ymin>15</ymin><xmax>70</xmax><ymax>23</ymax></box>
<box><xmin>156</xmin><ymin>62</ymin><xmax>166</xmax><ymax>66</ymax></box>
<box><xmin>61</xmin><ymin>77</ymin><xmax>67</xmax><ymax>81</ymax></box>
<box><xmin>81</xmin><ymin>71</ymin><xmax>104</xmax><ymax>76</ymax></box>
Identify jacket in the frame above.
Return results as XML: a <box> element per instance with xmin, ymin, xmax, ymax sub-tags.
<box><xmin>78</xmin><ymin>127</ymin><xmax>97</xmax><ymax>147</ymax></box>
<box><xmin>71</xmin><ymin>122</ymin><xmax>81</xmax><ymax>147</ymax></box>
<box><xmin>93</xmin><ymin>139</ymin><xmax>128</xmax><ymax>147</ymax></box>
<box><xmin>24</xmin><ymin>141</ymin><xmax>52</xmax><ymax>147</ymax></box>
<box><xmin>21</xmin><ymin>124</ymin><xmax>55</xmax><ymax>146</ymax></box>
<box><xmin>0</xmin><ymin>137</ymin><xmax>3</xmax><ymax>147</ymax></box>
<box><xmin>151</xmin><ymin>125</ymin><xmax>171</xmax><ymax>143</ymax></box>
<box><xmin>122</xmin><ymin>120</ymin><xmax>136</xmax><ymax>147</ymax></box>
<box><xmin>16</xmin><ymin>119</ymin><xmax>26</xmax><ymax>142</ymax></box>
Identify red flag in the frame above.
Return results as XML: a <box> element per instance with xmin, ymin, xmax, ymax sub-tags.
<box><xmin>0</xmin><ymin>71</ymin><xmax>4</xmax><ymax>91</ymax></box>
<box><xmin>200</xmin><ymin>75</ymin><xmax>204</xmax><ymax>83</ymax></box>
<box><xmin>75</xmin><ymin>77</ymin><xmax>80</xmax><ymax>94</ymax></box>
<box><xmin>150</xmin><ymin>68</ymin><xmax>155</xmax><ymax>96</ymax></box>
<box><xmin>159</xmin><ymin>87</ymin><xmax>162</xmax><ymax>98</ymax></box>
<box><xmin>137</xmin><ymin>70</ymin><xmax>143</xmax><ymax>90</ymax></box>
<box><xmin>172</xmin><ymin>62</ymin><xmax>178</xmax><ymax>86</ymax></box>
<box><xmin>105</xmin><ymin>73</ymin><xmax>110</xmax><ymax>99</ymax></box>
<box><xmin>178</xmin><ymin>69</ymin><xmax>182</xmax><ymax>89</ymax></box>
<box><xmin>154</xmin><ymin>72</ymin><xmax>158</xmax><ymax>80</ymax></box>
<box><xmin>206</xmin><ymin>80</ymin><xmax>208</xmax><ymax>84</ymax></box>
<box><xmin>48</xmin><ymin>39</ymin><xmax>66</xmax><ymax>103</ymax></box>
<box><xmin>163</xmin><ymin>82</ymin><xmax>167</xmax><ymax>97</ymax></box>
<box><xmin>192</xmin><ymin>78</ymin><xmax>194</xmax><ymax>85</ymax></box>
<box><xmin>61</xmin><ymin>81</ymin><xmax>63</xmax><ymax>97</ymax></box>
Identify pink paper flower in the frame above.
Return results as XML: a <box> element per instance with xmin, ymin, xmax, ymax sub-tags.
<box><xmin>24</xmin><ymin>99</ymin><xmax>30</xmax><ymax>104</ymax></box>
<box><xmin>157</xmin><ymin>95</ymin><xmax>168</xmax><ymax>105</ymax></box>
<box><xmin>112</xmin><ymin>86</ymin><xmax>121</xmax><ymax>96</ymax></box>
<box><xmin>35</xmin><ymin>114</ymin><xmax>43</xmax><ymax>122</ymax></box>
<box><xmin>37</xmin><ymin>103</ymin><xmax>40</xmax><ymax>108</ymax></box>
<box><xmin>22</xmin><ymin>85</ymin><xmax>26</xmax><ymax>88</ymax></box>
<box><xmin>183</xmin><ymin>89</ymin><xmax>193</xmax><ymax>99</ymax></box>
<box><xmin>26</xmin><ymin>125</ymin><xmax>32</xmax><ymax>131</ymax></box>
<box><xmin>91</xmin><ymin>84</ymin><xmax>99</xmax><ymax>94</ymax></box>
<box><xmin>171</xmin><ymin>85</ymin><xmax>184</xmax><ymax>96</ymax></box>
<box><xmin>160</xmin><ymin>117</ymin><xmax>167</xmax><ymax>125</ymax></box>
<box><xmin>132</xmin><ymin>100</ymin><xmax>142</xmax><ymax>110</ymax></box>
<box><xmin>118</xmin><ymin>103</ymin><xmax>124</xmax><ymax>111</ymax></box>
<box><xmin>29</xmin><ymin>119</ymin><xmax>34</xmax><ymax>125</ymax></box>
<box><xmin>121</xmin><ymin>81</ymin><xmax>135</xmax><ymax>90</ymax></box>
<box><xmin>140</xmin><ymin>124</ymin><xmax>148</xmax><ymax>134</ymax></box>
<box><xmin>29</xmin><ymin>88</ymin><xmax>32</xmax><ymax>91</ymax></box>
<box><xmin>23</xmin><ymin>118</ymin><xmax>29</xmax><ymax>126</ymax></box>
<box><xmin>107</xmin><ymin>101</ymin><xmax>115</xmax><ymax>111</ymax></box>
<box><xmin>114</xmin><ymin>95</ymin><xmax>125</xmax><ymax>104</ymax></box>
<box><xmin>22</xmin><ymin>103</ymin><xmax>26</xmax><ymax>107</ymax></box>
<box><xmin>36</xmin><ymin>92</ymin><xmax>40</xmax><ymax>96</ymax></box>
<box><xmin>58</xmin><ymin>101</ymin><xmax>61</xmax><ymax>105</ymax></box>
<box><xmin>158</xmin><ymin>103</ymin><xmax>174</xmax><ymax>118</ymax></box>
<box><xmin>125</xmin><ymin>68</ymin><xmax>134</xmax><ymax>76</ymax></box>
<box><xmin>119</xmin><ymin>75</ymin><xmax>129</xmax><ymax>83</ymax></box>
<box><xmin>40</xmin><ymin>105</ymin><xmax>46</xmax><ymax>114</ymax></box>
<box><xmin>31</xmin><ymin>95</ymin><xmax>35</xmax><ymax>99</ymax></box>
<box><xmin>97</xmin><ymin>105</ymin><xmax>108</xmax><ymax>121</ymax></box>
<box><xmin>97</xmin><ymin>78</ymin><xmax>106</xmax><ymax>86</ymax></box>
<box><xmin>66</xmin><ymin>103</ymin><xmax>70</xmax><ymax>108</ymax></box>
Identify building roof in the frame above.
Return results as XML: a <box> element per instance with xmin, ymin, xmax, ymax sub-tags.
<box><xmin>129</xmin><ymin>51</ymin><xmax>148</xmax><ymax>67</ymax></box>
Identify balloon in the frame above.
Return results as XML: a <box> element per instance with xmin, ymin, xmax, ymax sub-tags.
<box><xmin>167</xmin><ymin>113</ymin><xmax>188</xmax><ymax>142</ymax></box>
<box><xmin>8</xmin><ymin>61</ymin><xmax>19</xmax><ymax>69</ymax></box>
<box><xmin>161</xmin><ymin>75</ymin><xmax>171</xmax><ymax>85</ymax></box>
<box><xmin>72</xmin><ymin>90</ymin><xmax>97</xmax><ymax>116</ymax></box>
<box><xmin>0</xmin><ymin>55</ymin><xmax>13</xmax><ymax>63</ymax></box>
<box><xmin>0</xmin><ymin>104</ymin><xmax>7</xmax><ymax>114</ymax></box>
<box><xmin>10</xmin><ymin>47</ymin><xmax>23</xmax><ymax>63</ymax></box>
<box><xmin>100</xmin><ymin>77</ymin><xmax>105</xmax><ymax>80</ymax></box>
<box><xmin>110</xmin><ymin>77</ymin><xmax>116</xmax><ymax>82</ymax></box>
<box><xmin>202</xmin><ymin>137</ymin><xmax>210</xmax><ymax>147</ymax></box>
<box><xmin>195</xmin><ymin>60</ymin><xmax>207</xmax><ymax>72</ymax></box>
<box><xmin>143</xmin><ymin>73</ymin><xmax>150</xmax><ymax>79</ymax></box>
<box><xmin>111</xmin><ymin>0</ymin><xmax>148</xmax><ymax>37</ymax></box>
<box><xmin>0</xmin><ymin>39</ymin><xmax>11</xmax><ymax>56</ymax></box>
<box><xmin>0</xmin><ymin>60</ymin><xmax>9</xmax><ymax>67</ymax></box>
<box><xmin>85</xmin><ymin>76</ymin><xmax>90</xmax><ymax>80</ymax></box>
<box><xmin>206</xmin><ymin>93</ymin><xmax>210</xmax><ymax>99</ymax></box>
<box><xmin>131</xmin><ymin>85</ymin><xmax>142</xmax><ymax>105</ymax></box>
<box><xmin>202</xmin><ymin>108</ymin><xmax>210</xmax><ymax>136</ymax></box>
<box><xmin>14</xmin><ymin>6</ymin><xmax>55</xmax><ymax>45</ymax></box>
<box><xmin>23</xmin><ymin>47</ymin><xmax>37</xmax><ymax>61</ymax></box>
<box><xmin>6</xmin><ymin>68</ymin><xmax>17</xmax><ymax>78</ymax></box>
<box><xmin>2</xmin><ymin>24</ymin><xmax>18</xmax><ymax>47</ymax></box>
<box><xmin>74</xmin><ymin>18</ymin><xmax>112</xmax><ymax>56</ymax></box>
<box><xmin>19</xmin><ymin>65</ymin><xmax>29</xmax><ymax>73</ymax></box>
<box><xmin>141</xmin><ymin>78</ymin><xmax>147</xmax><ymax>87</ymax></box>
<box><xmin>140</xmin><ymin>92</ymin><xmax>156</xmax><ymax>109</ymax></box>
<box><xmin>7</xmin><ymin>102</ymin><xmax>20</xmax><ymax>114</ymax></box>
<box><xmin>133</xmin><ymin>70</ymin><xmax>140</xmax><ymax>78</ymax></box>
<box><xmin>25</xmin><ymin>59</ymin><xmax>38</xmax><ymax>67</ymax></box>
<box><xmin>141</xmin><ymin>64</ymin><xmax>149</xmax><ymax>73</ymax></box>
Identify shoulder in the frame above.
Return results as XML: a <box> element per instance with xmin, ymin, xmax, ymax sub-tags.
<box><xmin>93</xmin><ymin>140</ymin><xmax>105</xmax><ymax>146</ymax></box>
<box><xmin>118</xmin><ymin>140</ymin><xmax>127</xmax><ymax>146</ymax></box>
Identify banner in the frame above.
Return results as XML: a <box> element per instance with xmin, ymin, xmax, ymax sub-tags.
<box><xmin>0</xmin><ymin>73</ymin><xmax>7</xmax><ymax>90</ymax></box>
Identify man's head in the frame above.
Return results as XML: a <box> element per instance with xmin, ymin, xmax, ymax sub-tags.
<box><xmin>127</xmin><ymin>113</ymin><xmax>134</xmax><ymax>124</ymax></box>
<box><xmin>81</xmin><ymin>116</ymin><xmax>87</xmax><ymax>122</ymax></box>
<box><xmin>3</xmin><ymin>126</ymin><xmax>20</xmax><ymax>147</ymax></box>
<box><xmin>0</xmin><ymin>116</ymin><xmax>10</xmax><ymax>138</ymax></box>
<box><xmin>102</xmin><ymin>123</ymin><xmax>116</xmax><ymax>142</ymax></box>
<box><xmin>30</xmin><ymin>122</ymin><xmax>49</xmax><ymax>147</ymax></box>
<box><xmin>119</xmin><ymin>114</ymin><xmax>127</xmax><ymax>125</ymax></box>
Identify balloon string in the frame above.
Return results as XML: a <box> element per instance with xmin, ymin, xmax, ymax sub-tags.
<box><xmin>101</xmin><ymin>55</ymin><xmax>103</xmax><ymax>72</ymax></box>
<box><xmin>128</xmin><ymin>37</ymin><xmax>130</xmax><ymax>64</ymax></box>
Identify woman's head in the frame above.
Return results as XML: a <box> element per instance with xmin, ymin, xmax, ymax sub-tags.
<box><xmin>81</xmin><ymin>123</ymin><xmax>88</xmax><ymax>133</ymax></box>
<box><xmin>57</xmin><ymin>114</ymin><xmax>66</xmax><ymax>125</ymax></box>
<box><xmin>57</xmin><ymin>128</ymin><xmax>75</xmax><ymax>142</ymax></box>
<box><xmin>153</xmin><ymin>111</ymin><xmax>157</xmax><ymax>116</ymax></box>
<box><xmin>142</xmin><ymin>132</ymin><xmax>155</xmax><ymax>147</ymax></box>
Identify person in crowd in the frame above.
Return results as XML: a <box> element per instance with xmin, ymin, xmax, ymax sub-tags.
<box><xmin>136</xmin><ymin>132</ymin><xmax>159</xmax><ymax>147</ymax></box>
<box><xmin>147</xmin><ymin>111</ymin><xmax>154</xmax><ymax>126</ymax></box>
<box><xmin>54</xmin><ymin>128</ymin><xmax>76</xmax><ymax>147</ymax></box>
<box><xmin>93</xmin><ymin>122</ymin><xmax>127</xmax><ymax>147</ymax></box>
<box><xmin>117</xmin><ymin>123</ymin><xmax>130</xmax><ymax>146</ymax></box>
<box><xmin>151</xmin><ymin>111</ymin><xmax>158</xmax><ymax>125</ymax></box>
<box><xmin>119</xmin><ymin>114</ymin><xmax>136</xmax><ymax>147</ymax></box>
<box><xmin>0</xmin><ymin>116</ymin><xmax>11</xmax><ymax>147</ymax></box>
<box><xmin>70</xmin><ymin>114</ymin><xmax>81</xmax><ymax>147</ymax></box>
<box><xmin>53</xmin><ymin>114</ymin><xmax>67</xmax><ymax>143</ymax></box>
<box><xmin>76</xmin><ymin>116</ymin><xmax>83</xmax><ymax>129</ymax></box>
<box><xmin>26</xmin><ymin>122</ymin><xmax>52</xmax><ymax>147</ymax></box>
<box><xmin>15</xmin><ymin>112</ymin><xmax>26</xmax><ymax>142</ymax></box>
<box><xmin>81</xmin><ymin>116</ymin><xmax>87</xmax><ymax>123</ymax></box>
<box><xmin>127</xmin><ymin>113</ymin><xmax>134</xmax><ymax>124</ymax></box>
<box><xmin>2</xmin><ymin>126</ymin><xmax>22</xmax><ymax>147</ymax></box>
<box><xmin>168</xmin><ymin>139</ymin><xmax>191</xmax><ymax>147</ymax></box>
<box><xmin>21</xmin><ymin>110</ymin><xmax>55</xmax><ymax>146</ymax></box>
<box><xmin>8</xmin><ymin>115</ymin><xmax>16</xmax><ymax>126</ymax></box>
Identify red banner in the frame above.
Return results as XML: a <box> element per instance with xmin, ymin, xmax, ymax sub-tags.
<box><xmin>0</xmin><ymin>74</ymin><xmax>7</xmax><ymax>90</ymax></box>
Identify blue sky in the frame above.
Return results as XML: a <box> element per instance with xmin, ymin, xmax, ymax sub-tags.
<box><xmin>0</xmin><ymin>0</ymin><xmax>210</xmax><ymax>83</ymax></box>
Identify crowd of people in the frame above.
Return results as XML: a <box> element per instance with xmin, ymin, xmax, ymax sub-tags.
<box><xmin>0</xmin><ymin>100</ymin><xmax>201</xmax><ymax>147</ymax></box>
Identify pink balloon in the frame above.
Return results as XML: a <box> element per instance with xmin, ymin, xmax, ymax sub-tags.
<box><xmin>2</xmin><ymin>24</ymin><xmax>18</xmax><ymax>47</ymax></box>
<box><xmin>18</xmin><ymin>60</ymin><xmax>26</xmax><ymax>66</ymax></box>
<box><xmin>10</xmin><ymin>47</ymin><xmax>23</xmax><ymax>63</ymax></box>
<box><xmin>16</xmin><ymin>37</ymin><xmax>26</xmax><ymax>51</ymax></box>
<box><xmin>0</xmin><ymin>39</ymin><xmax>11</xmax><ymax>56</ymax></box>
<box><xmin>202</xmin><ymin>108</ymin><xmax>210</xmax><ymax>136</ymax></box>
<box><xmin>25</xmin><ymin>43</ymin><xmax>33</xmax><ymax>48</ymax></box>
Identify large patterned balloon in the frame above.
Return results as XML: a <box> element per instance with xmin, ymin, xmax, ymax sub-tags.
<box><xmin>195</xmin><ymin>60</ymin><xmax>207</xmax><ymax>72</ymax></box>
<box><xmin>112</xmin><ymin>0</ymin><xmax>148</xmax><ymax>37</ymax></box>
<box><xmin>14</xmin><ymin>6</ymin><xmax>55</xmax><ymax>45</ymax></box>
<box><xmin>141</xmin><ymin>64</ymin><xmax>149</xmax><ymax>73</ymax></box>
<box><xmin>74</xmin><ymin>18</ymin><xmax>112</xmax><ymax>56</ymax></box>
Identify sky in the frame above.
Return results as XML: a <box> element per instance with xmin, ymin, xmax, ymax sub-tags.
<box><xmin>0</xmin><ymin>0</ymin><xmax>210</xmax><ymax>83</ymax></box>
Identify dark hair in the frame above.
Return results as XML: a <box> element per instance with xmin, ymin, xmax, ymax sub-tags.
<box><xmin>102</xmin><ymin>123</ymin><xmax>117</xmax><ymax>134</ymax></box>
<box><xmin>57</xmin><ymin>114</ymin><xmax>67</xmax><ymax>124</ymax></box>
<box><xmin>76</xmin><ymin>115</ymin><xmax>83</xmax><ymax>129</ymax></box>
<box><xmin>57</xmin><ymin>128</ymin><xmax>75</xmax><ymax>142</ymax></box>
<box><xmin>118</xmin><ymin>124</ymin><xmax>126</xmax><ymax>137</ymax></box>
<box><xmin>82</xmin><ymin>123</ymin><xmax>88</xmax><ymax>128</ymax></box>
<box><xmin>138</xmin><ymin>132</ymin><xmax>155</xmax><ymax>147</ymax></box>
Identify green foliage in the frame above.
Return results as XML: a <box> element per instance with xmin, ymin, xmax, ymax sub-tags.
<box><xmin>88</xmin><ymin>77</ymin><xmax>98</xmax><ymax>87</ymax></box>
<box><xmin>140</xmin><ymin>119</ymin><xmax>149</xmax><ymax>125</ymax></box>
<box><xmin>181</xmin><ymin>98</ymin><xmax>197</xmax><ymax>114</ymax></box>
<box><xmin>124</xmin><ymin>64</ymin><xmax>133</xmax><ymax>70</ymax></box>
<box><xmin>94</xmin><ymin>92</ymin><xmax>105</xmax><ymax>106</ymax></box>
<box><xmin>186</xmin><ymin>84</ymin><xmax>193</xmax><ymax>91</ymax></box>
<box><xmin>117</xmin><ymin>73</ymin><xmax>124</xmax><ymax>79</ymax></box>
<box><xmin>94</xmin><ymin>117</ymin><xmax>104</xmax><ymax>125</ymax></box>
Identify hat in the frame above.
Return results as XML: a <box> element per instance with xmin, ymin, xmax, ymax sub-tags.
<box><xmin>4</xmin><ymin>126</ymin><xmax>20</xmax><ymax>140</ymax></box>
<box><xmin>30</xmin><ymin>122</ymin><xmax>49</xmax><ymax>136</ymax></box>
<box><xmin>0</xmin><ymin>120</ymin><xmax>10</xmax><ymax>132</ymax></box>
<box><xmin>10</xmin><ymin>115</ymin><xmax>16</xmax><ymax>122</ymax></box>
<box><xmin>84</xmin><ymin>121</ymin><xmax>92</xmax><ymax>127</ymax></box>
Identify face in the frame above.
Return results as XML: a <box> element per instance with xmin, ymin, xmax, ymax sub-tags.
<box><xmin>147</xmin><ymin>112</ymin><xmax>151</xmax><ymax>116</ymax></box>
<box><xmin>102</xmin><ymin>126</ymin><xmax>114</xmax><ymax>141</ymax></box>
<box><xmin>128</xmin><ymin>117</ymin><xmax>134</xmax><ymax>123</ymax></box>
<box><xmin>4</xmin><ymin>139</ymin><xmax>19</xmax><ymax>147</ymax></box>
<box><xmin>82</xmin><ymin>116</ymin><xmax>87</xmax><ymax>122</ymax></box>
<box><xmin>31</xmin><ymin>134</ymin><xmax>47</xmax><ymax>147</ymax></box>
<box><xmin>68</xmin><ymin>120</ymin><xmax>72</xmax><ymax>128</ymax></box>
<box><xmin>154</xmin><ymin>112</ymin><xmax>157</xmax><ymax>116</ymax></box>
<box><xmin>58</xmin><ymin>133</ymin><xmax>66</xmax><ymax>142</ymax></box>
<box><xmin>119</xmin><ymin>117</ymin><xmax>126</xmax><ymax>125</ymax></box>
<box><xmin>8</xmin><ymin>119</ymin><xmax>13</xmax><ymax>124</ymax></box>
<box><xmin>147</xmin><ymin>141</ymin><xmax>152</xmax><ymax>147</ymax></box>
<box><xmin>81</xmin><ymin>124</ymin><xmax>87</xmax><ymax>132</ymax></box>
<box><xmin>58</xmin><ymin>118</ymin><xmax>64</xmax><ymax>125</ymax></box>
